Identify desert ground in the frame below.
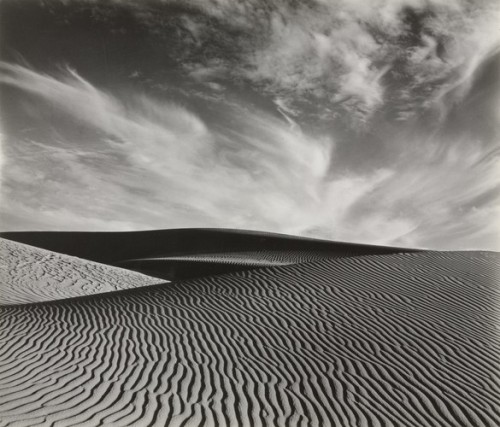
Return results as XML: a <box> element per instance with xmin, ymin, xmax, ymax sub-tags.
<box><xmin>0</xmin><ymin>229</ymin><xmax>499</xmax><ymax>426</ymax></box>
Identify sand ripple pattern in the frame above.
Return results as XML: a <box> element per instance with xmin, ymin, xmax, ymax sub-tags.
<box><xmin>0</xmin><ymin>239</ymin><xmax>161</xmax><ymax>305</ymax></box>
<box><xmin>1</xmin><ymin>248</ymin><xmax>499</xmax><ymax>426</ymax></box>
<box><xmin>123</xmin><ymin>250</ymin><xmax>346</xmax><ymax>266</ymax></box>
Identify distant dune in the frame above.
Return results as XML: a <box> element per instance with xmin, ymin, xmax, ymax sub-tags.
<box><xmin>0</xmin><ymin>229</ymin><xmax>499</xmax><ymax>426</ymax></box>
<box><xmin>0</xmin><ymin>229</ymin><xmax>418</xmax><ymax>281</ymax></box>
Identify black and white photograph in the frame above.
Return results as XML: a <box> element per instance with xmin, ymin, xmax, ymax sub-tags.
<box><xmin>0</xmin><ymin>0</ymin><xmax>499</xmax><ymax>425</ymax></box>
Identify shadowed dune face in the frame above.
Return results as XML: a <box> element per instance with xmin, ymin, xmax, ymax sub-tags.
<box><xmin>0</xmin><ymin>238</ymin><xmax>499</xmax><ymax>426</ymax></box>
<box><xmin>0</xmin><ymin>229</ymin><xmax>419</xmax><ymax>281</ymax></box>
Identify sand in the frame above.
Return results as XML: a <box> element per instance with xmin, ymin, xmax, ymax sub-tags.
<box><xmin>0</xmin><ymin>239</ymin><xmax>162</xmax><ymax>305</ymax></box>
<box><xmin>0</xmin><ymin>230</ymin><xmax>499</xmax><ymax>426</ymax></box>
<box><xmin>0</xmin><ymin>229</ymin><xmax>417</xmax><ymax>281</ymax></box>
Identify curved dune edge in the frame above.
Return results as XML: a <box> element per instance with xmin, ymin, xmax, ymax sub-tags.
<box><xmin>116</xmin><ymin>250</ymin><xmax>350</xmax><ymax>281</ymax></box>
<box><xmin>1</xmin><ymin>248</ymin><xmax>499</xmax><ymax>426</ymax></box>
<box><xmin>0</xmin><ymin>228</ymin><xmax>419</xmax><ymax>266</ymax></box>
<box><xmin>0</xmin><ymin>238</ymin><xmax>163</xmax><ymax>306</ymax></box>
<box><xmin>1</xmin><ymin>228</ymin><xmax>420</xmax><ymax>282</ymax></box>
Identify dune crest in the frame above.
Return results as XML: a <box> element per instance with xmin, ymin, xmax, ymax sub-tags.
<box><xmin>1</xmin><ymin>229</ymin><xmax>418</xmax><ymax>281</ymax></box>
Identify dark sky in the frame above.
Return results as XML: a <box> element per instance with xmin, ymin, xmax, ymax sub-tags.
<box><xmin>1</xmin><ymin>0</ymin><xmax>499</xmax><ymax>250</ymax></box>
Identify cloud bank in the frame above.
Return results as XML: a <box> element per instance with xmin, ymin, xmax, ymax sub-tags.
<box><xmin>124</xmin><ymin>0</ymin><xmax>500</xmax><ymax>126</ymax></box>
<box><xmin>1</xmin><ymin>62</ymin><xmax>499</xmax><ymax>249</ymax></box>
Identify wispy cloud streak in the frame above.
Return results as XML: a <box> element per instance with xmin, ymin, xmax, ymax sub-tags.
<box><xmin>1</xmin><ymin>62</ymin><xmax>498</xmax><ymax>249</ymax></box>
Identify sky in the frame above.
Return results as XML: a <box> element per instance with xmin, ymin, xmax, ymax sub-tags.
<box><xmin>0</xmin><ymin>0</ymin><xmax>499</xmax><ymax>250</ymax></box>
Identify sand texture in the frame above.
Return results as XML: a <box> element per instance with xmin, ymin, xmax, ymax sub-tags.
<box><xmin>0</xmin><ymin>231</ymin><xmax>499</xmax><ymax>426</ymax></box>
<box><xmin>0</xmin><ymin>239</ymin><xmax>162</xmax><ymax>305</ymax></box>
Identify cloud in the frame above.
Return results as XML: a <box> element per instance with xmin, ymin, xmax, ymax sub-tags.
<box><xmin>123</xmin><ymin>0</ymin><xmax>500</xmax><ymax>126</ymax></box>
<box><xmin>350</xmin><ymin>141</ymin><xmax>500</xmax><ymax>249</ymax></box>
<box><xmin>1</xmin><ymin>62</ymin><xmax>498</xmax><ymax>249</ymax></box>
<box><xmin>245</xmin><ymin>11</ymin><xmax>388</xmax><ymax>122</ymax></box>
<box><xmin>0</xmin><ymin>62</ymin><xmax>364</xmax><ymax>236</ymax></box>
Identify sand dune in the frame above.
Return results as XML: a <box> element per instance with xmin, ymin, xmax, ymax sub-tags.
<box><xmin>115</xmin><ymin>250</ymin><xmax>357</xmax><ymax>281</ymax></box>
<box><xmin>1</xmin><ymin>229</ymin><xmax>418</xmax><ymax>281</ymax></box>
<box><xmin>0</xmin><ymin>239</ymin><xmax>162</xmax><ymax>305</ymax></box>
<box><xmin>0</xmin><ymin>228</ymin><xmax>417</xmax><ymax>263</ymax></box>
<box><xmin>1</xmin><ymin>232</ymin><xmax>499</xmax><ymax>427</ymax></box>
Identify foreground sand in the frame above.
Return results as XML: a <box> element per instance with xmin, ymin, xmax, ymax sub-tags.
<box><xmin>0</xmin><ymin>232</ymin><xmax>499</xmax><ymax>426</ymax></box>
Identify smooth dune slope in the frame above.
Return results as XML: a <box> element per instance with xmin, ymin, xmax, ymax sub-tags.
<box><xmin>1</xmin><ymin>244</ymin><xmax>499</xmax><ymax>426</ymax></box>
<box><xmin>0</xmin><ymin>238</ymin><xmax>162</xmax><ymax>305</ymax></box>
<box><xmin>0</xmin><ymin>229</ymin><xmax>417</xmax><ymax>262</ymax></box>
<box><xmin>1</xmin><ymin>229</ymin><xmax>419</xmax><ymax>281</ymax></box>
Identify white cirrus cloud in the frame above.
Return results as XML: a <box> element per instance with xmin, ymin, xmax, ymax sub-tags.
<box><xmin>1</xmin><ymin>61</ymin><xmax>498</xmax><ymax>250</ymax></box>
